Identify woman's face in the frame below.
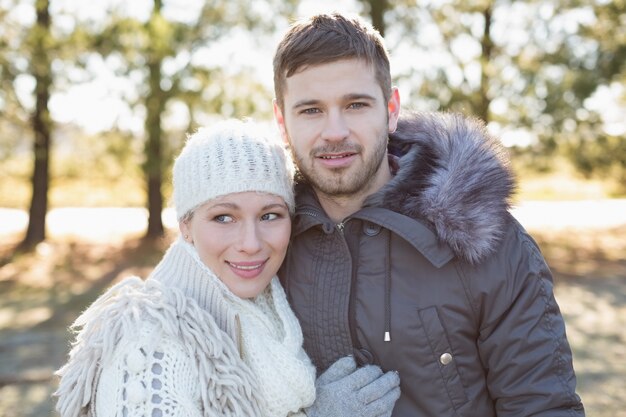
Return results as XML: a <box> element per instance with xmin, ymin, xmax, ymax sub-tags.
<box><xmin>180</xmin><ymin>192</ymin><xmax>291</xmax><ymax>299</ymax></box>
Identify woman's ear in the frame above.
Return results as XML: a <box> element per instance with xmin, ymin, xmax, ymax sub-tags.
<box><xmin>179</xmin><ymin>220</ymin><xmax>192</xmax><ymax>243</ymax></box>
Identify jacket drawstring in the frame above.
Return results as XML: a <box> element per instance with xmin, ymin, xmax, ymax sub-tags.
<box><xmin>384</xmin><ymin>229</ymin><xmax>392</xmax><ymax>342</ymax></box>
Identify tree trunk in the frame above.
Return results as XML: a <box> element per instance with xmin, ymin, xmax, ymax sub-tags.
<box><xmin>143</xmin><ymin>1</ymin><xmax>166</xmax><ymax>239</ymax></box>
<box><xmin>478</xmin><ymin>6</ymin><xmax>493</xmax><ymax>123</ymax></box>
<box><xmin>22</xmin><ymin>0</ymin><xmax>52</xmax><ymax>249</ymax></box>
<box><xmin>143</xmin><ymin>61</ymin><xmax>165</xmax><ymax>239</ymax></box>
<box><xmin>366</xmin><ymin>0</ymin><xmax>388</xmax><ymax>37</ymax></box>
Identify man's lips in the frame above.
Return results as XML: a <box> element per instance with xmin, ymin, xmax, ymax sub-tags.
<box><xmin>318</xmin><ymin>152</ymin><xmax>355</xmax><ymax>159</ymax></box>
<box><xmin>316</xmin><ymin>152</ymin><xmax>357</xmax><ymax>167</ymax></box>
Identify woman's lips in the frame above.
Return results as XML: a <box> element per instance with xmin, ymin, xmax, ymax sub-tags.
<box><xmin>226</xmin><ymin>260</ymin><xmax>267</xmax><ymax>279</ymax></box>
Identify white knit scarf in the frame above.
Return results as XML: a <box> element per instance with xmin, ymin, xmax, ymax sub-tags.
<box><xmin>175</xmin><ymin>240</ymin><xmax>316</xmax><ymax>417</ymax></box>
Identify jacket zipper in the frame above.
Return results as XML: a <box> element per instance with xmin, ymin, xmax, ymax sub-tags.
<box><xmin>331</xmin><ymin>217</ymin><xmax>363</xmax><ymax>359</ymax></box>
<box><xmin>347</xmin><ymin>221</ymin><xmax>363</xmax><ymax>359</ymax></box>
<box><xmin>299</xmin><ymin>210</ymin><xmax>361</xmax><ymax>359</ymax></box>
<box><xmin>297</xmin><ymin>209</ymin><xmax>321</xmax><ymax>218</ymax></box>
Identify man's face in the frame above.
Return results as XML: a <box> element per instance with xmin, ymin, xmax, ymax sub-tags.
<box><xmin>274</xmin><ymin>58</ymin><xmax>400</xmax><ymax>200</ymax></box>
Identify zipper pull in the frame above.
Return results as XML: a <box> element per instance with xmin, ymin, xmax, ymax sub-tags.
<box><xmin>384</xmin><ymin>331</ymin><xmax>391</xmax><ymax>342</ymax></box>
<box><xmin>336</xmin><ymin>222</ymin><xmax>345</xmax><ymax>234</ymax></box>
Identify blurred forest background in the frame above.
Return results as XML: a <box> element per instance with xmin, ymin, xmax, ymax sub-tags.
<box><xmin>0</xmin><ymin>0</ymin><xmax>625</xmax><ymax>416</ymax></box>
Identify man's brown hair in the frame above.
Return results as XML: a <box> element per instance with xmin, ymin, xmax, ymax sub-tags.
<box><xmin>273</xmin><ymin>13</ymin><xmax>392</xmax><ymax>111</ymax></box>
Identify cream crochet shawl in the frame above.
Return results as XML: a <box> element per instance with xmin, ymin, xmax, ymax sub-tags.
<box><xmin>54</xmin><ymin>237</ymin><xmax>316</xmax><ymax>417</ymax></box>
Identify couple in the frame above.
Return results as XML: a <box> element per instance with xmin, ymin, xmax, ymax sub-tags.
<box><xmin>55</xmin><ymin>13</ymin><xmax>585</xmax><ymax>417</ymax></box>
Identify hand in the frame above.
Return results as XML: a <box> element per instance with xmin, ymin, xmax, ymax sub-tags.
<box><xmin>305</xmin><ymin>356</ymin><xmax>401</xmax><ymax>417</ymax></box>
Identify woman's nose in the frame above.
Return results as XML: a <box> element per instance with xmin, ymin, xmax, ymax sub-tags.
<box><xmin>236</xmin><ymin>222</ymin><xmax>263</xmax><ymax>253</ymax></box>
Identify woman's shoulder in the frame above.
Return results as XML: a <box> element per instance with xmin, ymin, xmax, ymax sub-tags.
<box><xmin>54</xmin><ymin>275</ymin><xmax>250</xmax><ymax>416</ymax></box>
<box><xmin>72</xmin><ymin>275</ymin><xmax>238</xmax><ymax>353</ymax></box>
<box><xmin>55</xmin><ymin>276</ymin><xmax>265</xmax><ymax>417</ymax></box>
<box><xmin>70</xmin><ymin>277</ymin><xmax>172</xmax><ymax>332</ymax></box>
<box><xmin>76</xmin><ymin>275</ymin><xmax>205</xmax><ymax>321</ymax></box>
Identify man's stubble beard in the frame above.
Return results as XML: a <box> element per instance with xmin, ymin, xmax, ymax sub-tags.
<box><xmin>289</xmin><ymin>131</ymin><xmax>389</xmax><ymax>199</ymax></box>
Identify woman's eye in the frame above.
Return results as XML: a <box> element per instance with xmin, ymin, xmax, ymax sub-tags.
<box><xmin>214</xmin><ymin>214</ymin><xmax>234</xmax><ymax>223</ymax></box>
<box><xmin>261</xmin><ymin>213</ymin><xmax>279</xmax><ymax>221</ymax></box>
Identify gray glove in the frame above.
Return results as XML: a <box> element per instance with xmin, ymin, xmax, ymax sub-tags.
<box><xmin>305</xmin><ymin>356</ymin><xmax>401</xmax><ymax>417</ymax></box>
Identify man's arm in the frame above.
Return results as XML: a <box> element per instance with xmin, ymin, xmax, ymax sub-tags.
<box><xmin>476</xmin><ymin>224</ymin><xmax>585</xmax><ymax>416</ymax></box>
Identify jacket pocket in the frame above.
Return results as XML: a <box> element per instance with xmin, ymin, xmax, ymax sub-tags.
<box><xmin>418</xmin><ymin>306</ymin><xmax>469</xmax><ymax>410</ymax></box>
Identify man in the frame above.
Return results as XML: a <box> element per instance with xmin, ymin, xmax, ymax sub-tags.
<box><xmin>273</xmin><ymin>13</ymin><xmax>585</xmax><ymax>417</ymax></box>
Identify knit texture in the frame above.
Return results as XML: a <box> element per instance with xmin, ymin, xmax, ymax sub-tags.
<box><xmin>173</xmin><ymin>119</ymin><xmax>295</xmax><ymax>220</ymax></box>
<box><xmin>175</xmin><ymin>239</ymin><xmax>317</xmax><ymax>417</ymax></box>
<box><xmin>228</xmin><ymin>281</ymin><xmax>316</xmax><ymax>417</ymax></box>
<box><xmin>54</xmin><ymin>276</ymin><xmax>261</xmax><ymax>417</ymax></box>
<box><xmin>54</xmin><ymin>237</ymin><xmax>315</xmax><ymax>417</ymax></box>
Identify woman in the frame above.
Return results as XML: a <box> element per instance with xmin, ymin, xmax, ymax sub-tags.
<box><xmin>54</xmin><ymin>119</ymin><xmax>400</xmax><ymax>417</ymax></box>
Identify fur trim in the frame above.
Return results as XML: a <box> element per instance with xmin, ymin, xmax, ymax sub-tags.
<box><xmin>367</xmin><ymin>111</ymin><xmax>516</xmax><ymax>264</ymax></box>
<box><xmin>54</xmin><ymin>277</ymin><xmax>263</xmax><ymax>417</ymax></box>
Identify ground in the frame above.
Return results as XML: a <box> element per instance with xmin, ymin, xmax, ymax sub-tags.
<box><xmin>0</xmin><ymin>202</ymin><xmax>625</xmax><ymax>417</ymax></box>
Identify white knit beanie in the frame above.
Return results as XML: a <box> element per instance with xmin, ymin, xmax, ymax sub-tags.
<box><xmin>173</xmin><ymin>119</ymin><xmax>295</xmax><ymax>220</ymax></box>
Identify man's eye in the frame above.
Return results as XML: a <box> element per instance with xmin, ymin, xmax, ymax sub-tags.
<box><xmin>214</xmin><ymin>214</ymin><xmax>234</xmax><ymax>223</ymax></box>
<box><xmin>349</xmin><ymin>102</ymin><xmax>367</xmax><ymax>109</ymax></box>
<box><xmin>301</xmin><ymin>108</ymin><xmax>320</xmax><ymax>115</ymax></box>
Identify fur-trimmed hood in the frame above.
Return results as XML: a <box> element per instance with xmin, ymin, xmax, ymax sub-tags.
<box><xmin>366</xmin><ymin>111</ymin><xmax>516</xmax><ymax>264</ymax></box>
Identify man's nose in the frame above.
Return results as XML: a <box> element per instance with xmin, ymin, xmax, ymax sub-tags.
<box><xmin>321</xmin><ymin>109</ymin><xmax>349</xmax><ymax>142</ymax></box>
